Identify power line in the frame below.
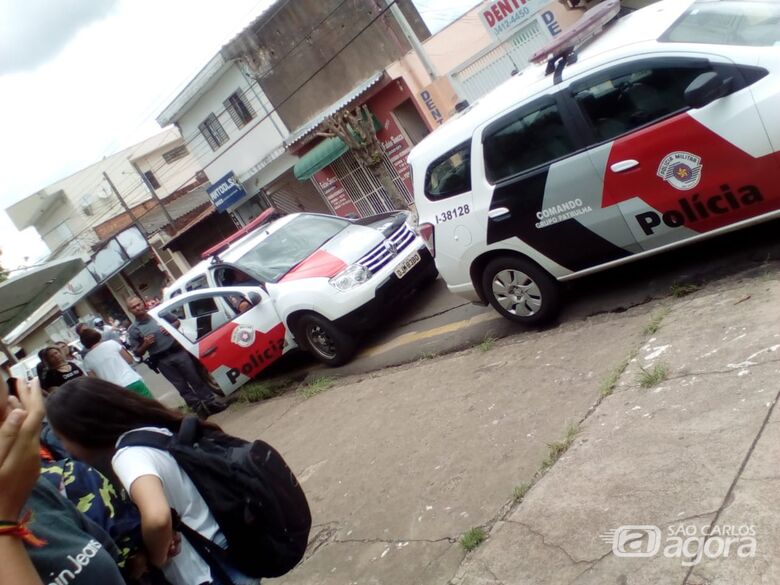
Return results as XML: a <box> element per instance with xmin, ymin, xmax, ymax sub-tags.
<box><xmin>33</xmin><ymin>0</ymin><xmax>407</xmax><ymax>255</ymax></box>
<box><xmin>145</xmin><ymin>0</ymin><xmax>405</xmax><ymax>198</ymax></box>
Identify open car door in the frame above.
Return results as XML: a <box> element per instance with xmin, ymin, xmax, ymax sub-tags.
<box><xmin>150</xmin><ymin>286</ymin><xmax>295</xmax><ymax>395</ymax></box>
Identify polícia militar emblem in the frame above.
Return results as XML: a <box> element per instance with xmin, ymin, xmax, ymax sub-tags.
<box><xmin>231</xmin><ymin>325</ymin><xmax>256</xmax><ymax>348</ymax></box>
<box><xmin>657</xmin><ymin>151</ymin><xmax>702</xmax><ymax>191</ymax></box>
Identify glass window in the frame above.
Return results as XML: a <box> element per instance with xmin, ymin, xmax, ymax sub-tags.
<box><xmin>573</xmin><ymin>65</ymin><xmax>710</xmax><ymax>142</ymax></box>
<box><xmin>198</xmin><ymin>113</ymin><xmax>229</xmax><ymax>151</ymax></box>
<box><xmin>224</xmin><ymin>90</ymin><xmax>256</xmax><ymax>129</ymax></box>
<box><xmin>661</xmin><ymin>1</ymin><xmax>780</xmax><ymax>47</ymax></box>
<box><xmin>425</xmin><ymin>143</ymin><xmax>471</xmax><ymax>200</ymax></box>
<box><xmin>483</xmin><ymin>102</ymin><xmax>575</xmax><ymax>183</ymax></box>
<box><xmin>185</xmin><ymin>275</ymin><xmax>208</xmax><ymax>291</ymax></box>
<box><xmin>235</xmin><ymin>215</ymin><xmax>349</xmax><ymax>282</ymax></box>
<box><xmin>162</xmin><ymin>293</ymin><xmax>243</xmax><ymax>342</ymax></box>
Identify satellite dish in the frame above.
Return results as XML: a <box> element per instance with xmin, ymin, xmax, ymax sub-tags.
<box><xmin>97</xmin><ymin>186</ymin><xmax>112</xmax><ymax>200</ymax></box>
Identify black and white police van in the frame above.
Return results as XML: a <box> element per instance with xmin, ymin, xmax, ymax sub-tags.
<box><xmin>409</xmin><ymin>0</ymin><xmax>780</xmax><ymax>324</ymax></box>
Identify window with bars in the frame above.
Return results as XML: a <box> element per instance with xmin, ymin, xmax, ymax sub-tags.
<box><xmin>198</xmin><ymin>113</ymin><xmax>229</xmax><ymax>151</ymax></box>
<box><xmin>162</xmin><ymin>144</ymin><xmax>189</xmax><ymax>164</ymax></box>
<box><xmin>224</xmin><ymin>90</ymin><xmax>256</xmax><ymax>129</ymax></box>
<box><xmin>327</xmin><ymin>150</ymin><xmax>413</xmax><ymax>217</ymax></box>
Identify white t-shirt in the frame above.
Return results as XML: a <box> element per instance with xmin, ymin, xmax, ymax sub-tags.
<box><xmin>112</xmin><ymin>427</ymin><xmax>221</xmax><ymax>585</ymax></box>
<box><xmin>82</xmin><ymin>340</ymin><xmax>141</xmax><ymax>387</ymax></box>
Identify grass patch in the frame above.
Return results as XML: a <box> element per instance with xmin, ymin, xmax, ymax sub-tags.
<box><xmin>460</xmin><ymin>527</ymin><xmax>487</xmax><ymax>551</ymax></box>
<box><xmin>238</xmin><ymin>382</ymin><xmax>278</xmax><ymax>403</ymax></box>
<box><xmin>542</xmin><ymin>423</ymin><xmax>579</xmax><ymax>471</ymax></box>
<box><xmin>478</xmin><ymin>335</ymin><xmax>497</xmax><ymax>353</ymax></box>
<box><xmin>671</xmin><ymin>282</ymin><xmax>700</xmax><ymax>298</ymax></box>
<box><xmin>418</xmin><ymin>351</ymin><xmax>439</xmax><ymax>361</ymax></box>
<box><xmin>638</xmin><ymin>363</ymin><xmax>669</xmax><ymax>389</ymax></box>
<box><xmin>600</xmin><ymin>355</ymin><xmax>633</xmax><ymax>398</ymax></box>
<box><xmin>643</xmin><ymin>307</ymin><xmax>670</xmax><ymax>336</ymax></box>
<box><xmin>512</xmin><ymin>482</ymin><xmax>532</xmax><ymax>503</ymax></box>
<box><xmin>299</xmin><ymin>376</ymin><xmax>335</xmax><ymax>399</ymax></box>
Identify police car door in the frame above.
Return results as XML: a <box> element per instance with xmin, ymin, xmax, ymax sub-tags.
<box><xmin>478</xmin><ymin>94</ymin><xmax>638</xmax><ymax>275</ymax></box>
<box><xmin>152</xmin><ymin>287</ymin><xmax>292</xmax><ymax>396</ymax></box>
<box><xmin>568</xmin><ymin>55</ymin><xmax>777</xmax><ymax>252</ymax></box>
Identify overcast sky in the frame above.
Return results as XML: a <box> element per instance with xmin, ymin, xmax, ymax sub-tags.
<box><xmin>0</xmin><ymin>0</ymin><xmax>480</xmax><ymax>272</ymax></box>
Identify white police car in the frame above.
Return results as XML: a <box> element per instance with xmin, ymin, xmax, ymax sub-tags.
<box><xmin>409</xmin><ymin>0</ymin><xmax>780</xmax><ymax>324</ymax></box>
<box><xmin>152</xmin><ymin>210</ymin><xmax>435</xmax><ymax>395</ymax></box>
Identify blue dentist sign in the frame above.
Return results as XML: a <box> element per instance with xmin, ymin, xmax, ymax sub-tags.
<box><xmin>207</xmin><ymin>172</ymin><xmax>248</xmax><ymax>212</ymax></box>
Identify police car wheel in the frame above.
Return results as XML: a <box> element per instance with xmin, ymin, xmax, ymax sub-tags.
<box><xmin>297</xmin><ymin>314</ymin><xmax>356</xmax><ymax>367</ymax></box>
<box><xmin>481</xmin><ymin>257</ymin><xmax>560</xmax><ymax>325</ymax></box>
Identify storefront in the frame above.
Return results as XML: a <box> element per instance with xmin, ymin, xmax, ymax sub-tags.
<box><xmin>290</xmin><ymin>75</ymin><xmax>432</xmax><ymax>218</ymax></box>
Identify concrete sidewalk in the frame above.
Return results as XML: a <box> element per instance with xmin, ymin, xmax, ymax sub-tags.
<box><xmin>453</xmin><ymin>272</ymin><xmax>780</xmax><ymax>585</ymax></box>
<box><xmin>212</xmin><ymin>266</ymin><xmax>779</xmax><ymax>585</ymax></box>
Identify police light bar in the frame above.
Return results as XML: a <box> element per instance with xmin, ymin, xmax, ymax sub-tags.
<box><xmin>201</xmin><ymin>207</ymin><xmax>281</xmax><ymax>260</ymax></box>
<box><xmin>530</xmin><ymin>0</ymin><xmax>621</xmax><ymax>66</ymax></box>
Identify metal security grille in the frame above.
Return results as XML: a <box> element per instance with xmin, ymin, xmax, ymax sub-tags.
<box><xmin>329</xmin><ymin>149</ymin><xmax>413</xmax><ymax>217</ymax></box>
<box><xmin>451</xmin><ymin>19</ymin><xmax>549</xmax><ymax>103</ymax></box>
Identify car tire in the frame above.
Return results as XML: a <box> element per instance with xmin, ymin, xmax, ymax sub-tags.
<box><xmin>296</xmin><ymin>314</ymin><xmax>356</xmax><ymax>367</ymax></box>
<box><xmin>481</xmin><ymin>256</ymin><xmax>561</xmax><ymax>325</ymax></box>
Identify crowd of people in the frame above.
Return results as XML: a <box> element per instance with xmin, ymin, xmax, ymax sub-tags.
<box><xmin>1</xmin><ymin>296</ymin><xmax>262</xmax><ymax>585</ymax></box>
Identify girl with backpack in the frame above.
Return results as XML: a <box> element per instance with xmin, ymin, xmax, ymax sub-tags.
<box><xmin>45</xmin><ymin>377</ymin><xmax>259</xmax><ymax>585</ymax></box>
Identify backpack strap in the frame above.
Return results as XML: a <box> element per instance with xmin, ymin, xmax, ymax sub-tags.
<box><xmin>116</xmin><ymin>429</ymin><xmax>174</xmax><ymax>451</ymax></box>
<box><xmin>171</xmin><ymin>511</ymin><xmax>236</xmax><ymax>585</ymax></box>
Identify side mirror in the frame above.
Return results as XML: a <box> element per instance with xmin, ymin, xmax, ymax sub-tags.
<box><xmin>684</xmin><ymin>71</ymin><xmax>732</xmax><ymax>109</ymax></box>
<box><xmin>247</xmin><ymin>292</ymin><xmax>262</xmax><ymax>306</ymax></box>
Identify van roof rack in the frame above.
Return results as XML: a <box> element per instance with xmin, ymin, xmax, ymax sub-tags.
<box><xmin>530</xmin><ymin>0</ymin><xmax>621</xmax><ymax>84</ymax></box>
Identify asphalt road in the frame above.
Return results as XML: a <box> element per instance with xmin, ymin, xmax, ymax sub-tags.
<box><xmin>267</xmin><ymin>217</ymin><xmax>780</xmax><ymax>382</ymax></box>
<box><xmin>143</xmin><ymin>218</ymin><xmax>780</xmax><ymax>399</ymax></box>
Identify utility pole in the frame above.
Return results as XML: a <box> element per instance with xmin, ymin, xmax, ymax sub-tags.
<box><xmin>130</xmin><ymin>160</ymin><xmax>175</xmax><ymax>227</ymax></box>
<box><xmin>104</xmin><ymin>172</ymin><xmax>176</xmax><ymax>288</ymax></box>
<box><xmin>103</xmin><ymin>172</ymin><xmax>147</xmax><ymax>234</ymax></box>
<box><xmin>385</xmin><ymin>0</ymin><xmax>438</xmax><ymax>80</ymax></box>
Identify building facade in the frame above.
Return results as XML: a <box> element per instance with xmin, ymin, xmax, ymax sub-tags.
<box><xmin>3</xmin><ymin>128</ymin><xmax>208</xmax><ymax>355</ymax></box>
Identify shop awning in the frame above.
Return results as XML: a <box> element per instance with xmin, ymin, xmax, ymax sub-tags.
<box><xmin>293</xmin><ymin>136</ymin><xmax>349</xmax><ymax>181</ymax></box>
<box><xmin>0</xmin><ymin>257</ymin><xmax>84</xmax><ymax>338</ymax></box>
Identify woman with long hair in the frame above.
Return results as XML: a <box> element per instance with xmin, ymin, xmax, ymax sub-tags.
<box><xmin>46</xmin><ymin>377</ymin><xmax>256</xmax><ymax>585</ymax></box>
<box><xmin>40</xmin><ymin>346</ymin><xmax>84</xmax><ymax>392</ymax></box>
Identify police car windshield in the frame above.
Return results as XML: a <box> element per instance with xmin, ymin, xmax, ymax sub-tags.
<box><xmin>661</xmin><ymin>1</ymin><xmax>780</xmax><ymax>47</ymax></box>
<box><xmin>233</xmin><ymin>214</ymin><xmax>349</xmax><ymax>282</ymax></box>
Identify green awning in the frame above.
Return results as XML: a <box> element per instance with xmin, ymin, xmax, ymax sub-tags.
<box><xmin>294</xmin><ymin>137</ymin><xmax>349</xmax><ymax>181</ymax></box>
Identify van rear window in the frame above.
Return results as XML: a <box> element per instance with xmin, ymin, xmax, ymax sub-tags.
<box><xmin>424</xmin><ymin>142</ymin><xmax>471</xmax><ymax>200</ymax></box>
<box><xmin>660</xmin><ymin>1</ymin><xmax>780</xmax><ymax>47</ymax></box>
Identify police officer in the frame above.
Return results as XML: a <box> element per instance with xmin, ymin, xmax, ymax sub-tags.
<box><xmin>125</xmin><ymin>296</ymin><xmax>225</xmax><ymax>418</ymax></box>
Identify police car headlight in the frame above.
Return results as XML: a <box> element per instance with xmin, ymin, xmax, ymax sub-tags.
<box><xmin>329</xmin><ymin>264</ymin><xmax>372</xmax><ymax>291</ymax></box>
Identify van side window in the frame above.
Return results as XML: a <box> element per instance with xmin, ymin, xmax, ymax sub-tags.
<box><xmin>424</xmin><ymin>143</ymin><xmax>471</xmax><ymax>200</ymax></box>
<box><xmin>572</xmin><ymin>64</ymin><xmax>711</xmax><ymax>142</ymax></box>
<box><xmin>483</xmin><ymin>102</ymin><xmax>575</xmax><ymax>184</ymax></box>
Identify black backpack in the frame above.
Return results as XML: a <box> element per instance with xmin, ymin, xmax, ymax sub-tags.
<box><xmin>118</xmin><ymin>416</ymin><xmax>311</xmax><ymax>580</ymax></box>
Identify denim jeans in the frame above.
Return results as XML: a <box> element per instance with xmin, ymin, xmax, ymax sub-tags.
<box><xmin>209</xmin><ymin>562</ymin><xmax>259</xmax><ymax>585</ymax></box>
<box><xmin>209</xmin><ymin>533</ymin><xmax>260</xmax><ymax>585</ymax></box>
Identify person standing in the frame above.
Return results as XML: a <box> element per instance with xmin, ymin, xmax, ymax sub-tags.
<box><xmin>125</xmin><ymin>296</ymin><xmax>225</xmax><ymax>418</ymax></box>
<box><xmin>40</xmin><ymin>347</ymin><xmax>84</xmax><ymax>393</ymax></box>
<box><xmin>93</xmin><ymin>318</ymin><xmax>122</xmax><ymax>343</ymax></box>
<box><xmin>80</xmin><ymin>327</ymin><xmax>154</xmax><ymax>399</ymax></box>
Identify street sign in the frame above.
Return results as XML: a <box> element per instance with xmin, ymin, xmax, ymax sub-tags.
<box><xmin>479</xmin><ymin>0</ymin><xmax>550</xmax><ymax>41</ymax></box>
<box><xmin>207</xmin><ymin>172</ymin><xmax>248</xmax><ymax>212</ymax></box>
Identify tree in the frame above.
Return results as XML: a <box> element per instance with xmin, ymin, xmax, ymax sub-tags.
<box><xmin>318</xmin><ymin>105</ymin><xmax>409</xmax><ymax>211</ymax></box>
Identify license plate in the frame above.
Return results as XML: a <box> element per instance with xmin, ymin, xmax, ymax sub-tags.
<box><xmin>394</xmin><ymin>252</ymin><xmax>421</xmax><ymax>279</ymax></box>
